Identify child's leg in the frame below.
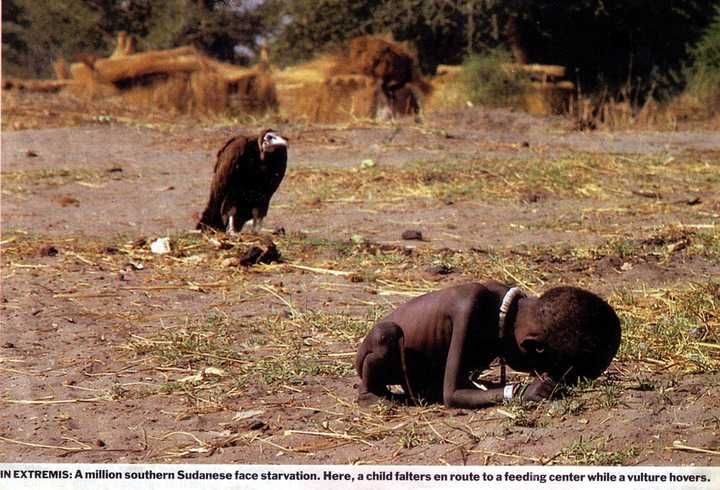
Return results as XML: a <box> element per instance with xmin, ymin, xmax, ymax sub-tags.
<box><xmin>356</xmin><ymin>322</ymin><xmax>408</xmax><ymax>406</ymax></box>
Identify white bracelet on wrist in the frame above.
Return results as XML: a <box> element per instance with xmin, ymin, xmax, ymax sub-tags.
<box><xmin>503</xmin><ymin>384</ymin><xmax>515</xmax><ymax>401</ymax></box>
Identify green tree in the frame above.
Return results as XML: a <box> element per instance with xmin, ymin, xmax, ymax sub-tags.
<box><xmin>167</xmin><ymin>1</ymin><xmax>270</xmax><ymax>63</ymax></box>
<box><xmin>2</xmin><ymin>0</ymin><xmax>107</xmax><ymax>77</ymax></box>
<box><xmin>686</xmin><ymin>7</ymin><xmax>720</xmax><ymax>109</ymax></box>
<box><xmin>2</xmin><ymin>0</ymin><xmax>31</xmax><ymax>77</ymax></box>
<box><xmin>267</xmin><ymin>0</ymin><xmax>524</xmax><ymax>70</ymax></box>
<box><xmin>106</xmin><ymin>0</ymin><xmax>273</xmax><ymax>64</ymax></box>
<box><xmin>266</xmin><ymin>0</ymin><xmax>381</xmax><ymax>66</ymax></box>
<box><xmin>1</xmin><ymin>0</ymin><xmax>272</xmax><ymax>78</ymax></box>
<box><xmin>516</xmin><ymin>0</ymin><xmax>716</xmax><ymax>95</ymax></box>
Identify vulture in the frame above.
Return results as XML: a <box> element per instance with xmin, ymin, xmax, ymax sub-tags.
<box><xmin>197</xmin><ymin>129</ymin><xmax>288</xmax><ymax>234</ymax></box>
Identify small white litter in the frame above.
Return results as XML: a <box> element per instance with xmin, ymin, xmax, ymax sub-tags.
<box><xmin>232</xmin><ymin>409</ymin><xmax>264</xmax><ymax>422</ymax></box>
<box><xmin>150</xmin><ymin>237</ymin><xmax>171</xmax><ymax>254</ymax></box>
<box><xmin>178</xmin><ymin>367</ymin><xmax>227</xmax><ymax>383</ymax></box>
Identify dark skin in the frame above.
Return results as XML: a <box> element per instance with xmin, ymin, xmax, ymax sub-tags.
<box><xmin>355</xmin><ymin>282</ymin><xmax>558</xmax><ymax>408</ymax></box>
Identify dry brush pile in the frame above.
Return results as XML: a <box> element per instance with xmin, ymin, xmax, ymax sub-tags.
<box><xmin>3</xmin><ymin>34</ymin><xmax>434</xmax><ymax>122</ymax></box>
<box><xmin>4</xmin><ymin>32</ymin><xmax>277</xmax><ymax>116</ymax></box>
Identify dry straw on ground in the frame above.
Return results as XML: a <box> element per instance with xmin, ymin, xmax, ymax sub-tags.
<box><xmin>65</xmin><ymin>40</ymin><xmax>277</xmax><ymax>115</ymax></box>
<box><xmin>3</xmin><ymin>33</ymin><xmax>274</xmax><ymax>116</ymax></box>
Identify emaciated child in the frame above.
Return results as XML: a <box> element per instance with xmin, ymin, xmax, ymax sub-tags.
<box><xmin>355</xmin><ymin>281</ymin><xmax>621</xmax><ymax>407</ymax></box>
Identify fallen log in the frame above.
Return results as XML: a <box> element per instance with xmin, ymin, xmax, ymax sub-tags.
<box><xmin>92</xmin><ymin>46</ymin><xmax>202</xmax><ymax>83</ymax></box>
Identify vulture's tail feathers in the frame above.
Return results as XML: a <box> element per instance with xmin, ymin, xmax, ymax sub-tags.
<box><xmin>196</xmin><ymin>206</ymin><xmax>224</xmax><ymax>231</ymax></box>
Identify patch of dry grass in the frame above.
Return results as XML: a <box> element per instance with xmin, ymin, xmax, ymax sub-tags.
<box><xmin>612</xmin><ymin>281</ymin><xmax>720</xmax><ymax>373</ymax></box>
<box><xmin>2</xmin><ymin>167</ymin><xmax>124</xmax><ymax>187</ymax></box>
<box><xmin>284</xmin><ymin>152</ymin><xmax>720</xmax><ymax>207</ymax></box>
<box><xmin>557</xmin><ymin>436</ymin><xmax>639</xmax><ymax>465</ymax></box>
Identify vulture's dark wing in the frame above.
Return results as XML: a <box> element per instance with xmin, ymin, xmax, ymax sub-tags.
<box><xmin>265</xmin><ymin>153</ymin><xmax>287</xmax><ymax>199</ymax></box>
<box><xmin>211</xmin><ymin>135</ymin><xmax>249</xmax><ymax>203</ymax></box>
<box><xmin>197</xmin><ymin>135</ymin><xmax>251</xmax><ymax>230</ymax></box>
<box><xmin>214</xmin><ymin>135</ymin><xmax>247</xmax><ymax>173</ymax></box>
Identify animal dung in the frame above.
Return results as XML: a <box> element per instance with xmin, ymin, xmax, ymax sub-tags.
<box><xmin>401</xmin><ymin>229</ymin><xmax>424</xmax><ymax>240</ymax></box>
<box><xmin>150</xmin><ymin>237</ymin><xmax>171</xmax><ymax>254</ymax></box>
<box><xmin>347</xmin><ymin>273</ymin><xmax>364</xmax><ymax>283</ymax></box>
<box><xmin>247</xmin><ymin>420</ymin><xmax>268</xmax><ymax>431</ymax></box>
<box><xmin>56</xmin><ymin>195</ymin><xmax>80</xmax><ymax>207</ymax></box>
<box><xmin>239</xmin><ymin>241</ymin><xmax>281</xmax><ymax>266</ymax></box>
<box><xmin>131</xmin><ymin>237</ymin><xmax>147</xmax><ymax>248</ymax></box>
<box><xmin>425</xmin><ymin>264</ymin><xmax>454</xmax><ymax>276</ymax></box>
<box><xmin>38</xmin><ymin>245</ymin><xmax>59</xmax><ymax>257</ymax></box>
<box><xmin>224</xmin><ymin>239</ymin><xmax>281</xmax><ymax>267</ymax></box>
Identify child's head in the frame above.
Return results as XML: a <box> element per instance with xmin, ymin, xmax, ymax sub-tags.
<box><xmin>531</xmin><ymin>286</ymin><xmax>621</xmax><ymax>383</ymax></box>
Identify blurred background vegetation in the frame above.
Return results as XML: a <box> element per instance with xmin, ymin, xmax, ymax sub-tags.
<box><xmin>3</xmin><ymin>0</ymin><xmax>720</xmax><ymax>105</ymax></box>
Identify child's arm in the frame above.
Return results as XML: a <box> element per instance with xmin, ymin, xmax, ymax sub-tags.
<box><xmin>441</xmin><ymin>288</ymin><xmax>557</xmax><ymax>407</ymax></box>
<box><xmin>441</xmin><ymin>288</ymin><xmax>502</xmax><ymax>407</ymax></box>
<box><xmin>445</xmin><ymin>371</ymin><xmax>558</xmax><ymax>407</ymax></box>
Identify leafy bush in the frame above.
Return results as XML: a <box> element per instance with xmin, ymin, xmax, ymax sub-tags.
<box><xmin>458</xmin><ymin>49</ymin><xmax>528</xmax><ymax>108</ymax></box>
<box><xmin>686</xmin><ymin>8</ymin><xmax>720</xmax><ymax>110</ymax></box>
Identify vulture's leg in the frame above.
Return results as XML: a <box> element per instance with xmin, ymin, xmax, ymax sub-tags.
<box><xmin>226</xmin><ymin>207</ymin><xmax>238</xmax><ymax>236</ymax></box>
<box><xmin>251</xmin><ymin>208</ymin><xmax>263</xmax><ymax>234</ymax></box>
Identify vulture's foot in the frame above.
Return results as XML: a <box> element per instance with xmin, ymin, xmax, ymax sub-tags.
<box><xmin>226</xmin><ymin>215</ymin><xmax>238</xmax><ymax>236</ymax></box>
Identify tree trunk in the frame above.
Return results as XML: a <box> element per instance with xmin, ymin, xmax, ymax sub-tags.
<box><xmin>504</xmin><ymin>15</ymin><xmax>528</xmax><ymax>64</ymax></box>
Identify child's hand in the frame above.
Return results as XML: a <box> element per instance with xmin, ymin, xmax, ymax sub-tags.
<box><xmin>521</xmin><ymin>376</ymin><xmax>558</xmax><ymax>401</ymax></box>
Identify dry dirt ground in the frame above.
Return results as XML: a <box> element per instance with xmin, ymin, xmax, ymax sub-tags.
<box><xmin>1</xmin><ymin>92</ymin><xmax>719</xmax><ymax>466</ymax></box>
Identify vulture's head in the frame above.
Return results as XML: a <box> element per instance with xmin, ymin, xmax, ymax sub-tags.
<box><xmin>259</xmin><ymin>129</ymin><xmax>288</xmax><ymax>157</ymax></box>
